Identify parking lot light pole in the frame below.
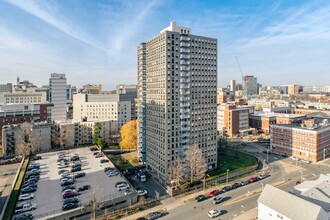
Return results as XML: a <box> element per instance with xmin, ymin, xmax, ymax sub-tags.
<box><xmin>299</xmin><ymin>171</ymin><xmax>303</xmax><ymax>183</ymax></box>
<box><xmin>260</xmin><ymin>183</ymin><xmax>264</xmax><ymax>191</ymax></box>
<box><xmin>226</xmin><ymin>169</ymin><xmax>229</xmax><ymax>185</ymax></box>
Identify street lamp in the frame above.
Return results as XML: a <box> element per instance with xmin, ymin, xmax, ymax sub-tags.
<box><xmin>260</xmin><ymin>183</ymin><xmax>264</xmax><ymax>191</ymax></box>
<box><xmin>203</xmin><ymin>174</ymin><xmax>210</xmax><ymax>191</ymax></box>
<box><xmin>299</xmin><ymin>171</ymin><xmax>303</xmax><ymax>183</ymax></box>
<box><xmin>226</xmin><ymin>169</ymin><xmax>229</xmax><ymax>185</ymax></box>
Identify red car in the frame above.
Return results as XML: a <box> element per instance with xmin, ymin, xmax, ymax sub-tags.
<box><xmin>63</xmin><ymin>191</ymin><xmax>77</xmax><ymax>199</ymax></box>
<box><xmin>248</xmin><ymin>176</ymin><xmax>260</xmax><ymax>183</ymax></box>
<box><xmin>209</xmin><ymin>190</ymin><xmax>221</xmax><ymax>197</ymax></box>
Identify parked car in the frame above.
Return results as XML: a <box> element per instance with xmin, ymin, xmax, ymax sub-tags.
<box><xmin>18</xmin><ymin>193</ymin><xmax>34</xmax><ymax>201</ymax></box>
<box><xmin>13</xmin><ymin>213</ymin><xmax>33</xmax><ymax>220</ymax></box>
<box><xmin>62</xmin><ymin>189</ymin><xmax>77</xmax><ymax>195</ymax></box>
<box><xmin>63</xmin><ymin>191</ymin><xmax>77</xmax><ymax>199</ymax></box>
<box><xmin>90</xmin><ymin>147</ymin><xmax>98</xmax><ymax>151</ymax></box>
<box><xmin>95</xmin><ymin>153</ymin><xmax>103</xmax><ymax>158</ymax></box>
<box><xmin>240</xmin><ymin>180</ymin><xmax>249</xmax><ymax>186</ymax></box>
<box><xmin>248</xmin><ymin>176</ymin><xmax>260</xmax><ymax>183</ymax></box>
<box><xmin>70</xmin><ymin>156</ymin><xmax>79</xmax><ymax>161</ymax></box>
<box><xmin>220</xmin><ymin>186</ymin><xmax>232</xmax><ymax>193</ymax></box>
<box><xmin>61</xmin><ymin>181</ymin><xmax>74</xmax><ymax>187</ymax></box>
<box><xmin>209</xmin><ymin>190</ymin><xmax>220</xmax><ymax>197</ymax></box>
<box><xmin>32</xmin><ymin>155</ymin><xmax>42</xmax><ymax>161</ymax></box>
<box><xmin>62</xmin><ymin>202</ymin><xmax>78</xmax><ymax>211</ymax></box>
<box><xmin>63</xmin><ymin>197</ymin><xmax>79</xmax><ymax>205</ymax></box>
<box><xmin>146</xmin><ymin>211</ymin><xmax>162</xmax><ymax>220</ymax></box>
<box><xmin>207</xmin><ymin>210</ymin><xmax>223</xmax><ymax>218</ymax></box>
<box><xmin>14</xmin><ymin>202</ymin><xmax>37</xmax><ymax>214</ymax></box>
<box><xmin>195</xmin><ymin>194</ymin><xmax>206</xmax><ymax>202</ymax></box>
<box><xmin>258</xmin><ymin>174</ymin><xmax>267</xmax><ymax>180</ymax></box>
<box><xmin>116</xmin><ymin>185</ymin><xmax>130</xmax><ymax>191</ymax></box>
<box><xmin>21</xmin><ymin>187</ymin><xmax>37</xmax><ymax>194</ymax></box>
<box><xmin>100</xmin><ymin>159</ymin><xmax>109</xmax><ymax>163</ymax></box>
<box><xmin>74</xmin><ymin>172</ymin><xmax>86</xmax><ymax>179</ymax></box>
<box><xmin>22</xmin><ymin>182</ymin><xmax>37</xmax><ymax>189</ymax></box>
<box><xmin>78</xmin><ymin>185</ymin><xmax>91</xmax><ymax>192</ymax></box>
<box><xmin>211</xmin><ymin>196</ymin><xmax>223</xmax><ymax>204</ymax></box>
<box><xmin>137</xmin><ymin>190</ymin><xmax>148</xmax><ymax>196</ymax></box>
<box><xmin>231</xmin><ymin>183</ymin><xmax>240</xmax><ymax>189</ymax></box>
<box><xmin>58</xmin><ymin>169</ymin><xmax>69</xmax><ymax>175</ymax></box>
<box><xmin>104</xmin><ymin>167</ymin><xmax>115</xmax><ymax>172</ymax></box>
<box><xmin>107</xmin><ymin>171</ymin><xmax>118</xmax><ymax>177</ymax></box>
<box><xmin>60</xmin><ymin>177</ymin><xmax>74</xmax><ymax>183</ymax></box>
<box><xmin>115</xmin><ymin>182</ymin><xmax>127</xmax><ymax>187</ymax></box>
<box><xmin>62</xmin><ymin>185</ymin><xmax>75</xmax><ymax>192</ymax></box>
<box><xmin>71</xmin><ymin>166</ymin><xmax>81</xmax><ymax>172</ymax></box>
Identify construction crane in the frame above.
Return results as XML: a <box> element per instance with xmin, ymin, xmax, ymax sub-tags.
<box><xmin>235</xmin><ymin>57</ymin><xmax>246</xmax><ymax>98</ymax></box>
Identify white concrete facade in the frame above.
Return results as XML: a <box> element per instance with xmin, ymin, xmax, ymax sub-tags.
<box><xmin>73</xmin><ymin>93</ymin><xmax>131</xmax><ymax>132</ymax></box>
<box><xmin>0</xmin><ymin>92</ymin><xmax>46</xmax><ymax>104</ymax></box>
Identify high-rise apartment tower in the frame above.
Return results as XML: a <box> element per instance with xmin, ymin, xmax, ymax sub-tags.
<box><xmin>49</xmin><ymin>73</ymin><xmax>67</xmax><ymax>121</ymax></box>
<box><xmin>137</xmin><ymin>22</ymin><xmax>218</xmax><ymax>184</ymax></box>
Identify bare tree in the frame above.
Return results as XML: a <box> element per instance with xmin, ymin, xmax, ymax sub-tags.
<box><xmin>16</xmin><ymin>122</ymin><xmax>35</xmax><ymax>157</ymax></box>
<box><xmin>88</xmin><ymin>180</ymin><xmax>103</xmax><ymax>219</ymax></box>
<box><xmin>184</xmin><ymin>145</ymin><xmax>208</xmax><ymax>184</ymax></box>
<box><xmin>59</xmin><ymin>124</ymin><xmax>74</xmax><ymax>148</ymax></box>
<box><xmin>167</xmin><ymin>159</ymin><xmax>186</xmax><ymax>190</ymax></box>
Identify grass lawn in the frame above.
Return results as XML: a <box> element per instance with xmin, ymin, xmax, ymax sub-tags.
<box><xmin>108</xmin><ymin>151</ymin><xmax>138</xmax><ymax>171</ymax></box>
<box><xmin>208</xmin><ymin>148</ymin><xmax>257</xmax><ymax>179</ymax></box>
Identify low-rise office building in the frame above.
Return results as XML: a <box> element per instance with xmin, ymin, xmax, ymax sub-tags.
<box><xmin>217</xmin><ymin>104</ymin><xmax>250</xmax><ymax>137</ymax></box>
<box><xmin>250</xmin><ymin>112</ymin><xmax>305</xmax><ymax>134</ymax></box>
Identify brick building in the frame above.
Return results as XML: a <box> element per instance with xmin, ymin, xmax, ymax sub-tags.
<box><xmin>217</xmin><ymin>104</ymin><xmax>250</xmax><ymax>137</ymax></box>
<box><xmin>0</xmin><ymin>103</ymin><xmax>52</xmax><ymax>153</ymax></box>
<box><xmin>249</xmin><ymin>112</ymin><xmax>306</xmax><ymax>134</ymax></box>
<box><xmin>270</xmin><ymin>120</ymin><xmax>330</xmax><ymax>162</ymax></box>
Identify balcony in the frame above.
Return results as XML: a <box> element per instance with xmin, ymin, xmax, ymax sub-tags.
<box><xmin>180</xmin><ymin>42</ymin><xmax>190</xmax><ymax>47</ymax></box>
<box><xmin>180</xmin><ymin>48</ymin><xmax>190</xmax><ymax>54</ymax></box>
<box><xmin>180</xmin><ymin>54</ymin><xmax>190</xmax><ymax>60</ymax></box>
<box><xmin>180</xmin><ymin>66</ymin><xmax>190</xmax><ymax>71</ymax></box>
<box><xmin>180</xmin><ymin>36</ymin><xmax>191</xmax><ymax>41</ymax></box>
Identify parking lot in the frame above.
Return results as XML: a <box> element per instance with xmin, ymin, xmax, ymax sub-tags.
<box><xmin>14</xmin><ymin>147</ymin><xmax>136</xmax><ymax>219</ymax></box>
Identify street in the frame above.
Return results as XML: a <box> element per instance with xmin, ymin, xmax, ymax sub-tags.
<box><xmin>160</xmin><ymin>144</ymin><xmax>330</xmax><ymax>220</ymax></box>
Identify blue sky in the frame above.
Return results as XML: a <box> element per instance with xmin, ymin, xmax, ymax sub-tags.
<box><xmin>0</xmin><ymin>0</ymin><xmax>329</xmax><ymax>89</ymax></box>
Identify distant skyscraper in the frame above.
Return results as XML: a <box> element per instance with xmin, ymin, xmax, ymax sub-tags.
<box><xmin>137</xmin><ymin>22</ymin><xmax>218</xmax><ymax>184</ymax></box>
<box><xmin>230</xmin><ymin>80</ymin><xmax>236</xmax><ymax>97</ymax></box>
<box><xmin>49</xmin><ymin>73</ymin><xmax>67</xmax><ymax>121</ymax></box>
<box><xmin>243</xmin><ymin>75</ymin><xmax>258</xmax><ymax>96</ymax></box>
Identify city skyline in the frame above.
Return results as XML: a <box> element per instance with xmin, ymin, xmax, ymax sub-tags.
<box><xmin>0</xmin><ymin>0</ymin><xmax>329</xmax><ymax>89</ymax></box>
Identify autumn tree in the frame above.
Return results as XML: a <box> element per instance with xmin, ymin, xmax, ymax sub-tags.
<box><xmin>167</xmin><ymin>159</ymin><xmax>186</xmax><ymax>190</ymax></box>
<box><xmin>184</xmin><ymin>145</ymin><xmax>208</xmax><ymax>184</ymax></box>
<box><xmin>119</xmin><ymin>120</ymin><xmax>137</xmax><ymax>149</ymax></box>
